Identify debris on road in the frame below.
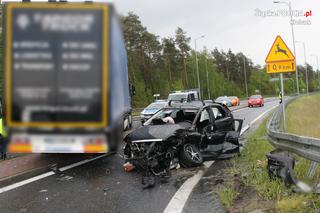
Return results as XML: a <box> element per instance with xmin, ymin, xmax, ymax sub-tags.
<box><xmin>123</xmin><ymin>162</ymin><xmax>135</xmax><ymax>172</ymax></box>
<box><xmin>266</xmin><ymin>150</ymin><xmax>312</xmax><ymax>193</ymax></box>
<box><xmin>56</xmin><ymin>173</ymin><xmax>74</xmax><ymax>182</ymax></box>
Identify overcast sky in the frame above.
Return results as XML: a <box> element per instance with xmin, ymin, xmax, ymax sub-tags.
<box><xmin>113</xmin><ymin>0</ymin><xmax>319</xmax><ymax>68</ymax></box>
<box><xmin>4</xmin><ymin>0</ymin><xmax>319</xmax><ymax>68</ymax></box>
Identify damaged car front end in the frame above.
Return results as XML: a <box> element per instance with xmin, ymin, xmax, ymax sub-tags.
<box><xmin>123</xmin><ymin>101</ymin><xmax>242</xmax><ymax>188</ymax></box>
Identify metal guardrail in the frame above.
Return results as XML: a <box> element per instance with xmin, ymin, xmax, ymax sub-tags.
<box><xmin>267</xmin><ymin>97</ymin><xmax>320</xmax><ymax>175</ymax></box>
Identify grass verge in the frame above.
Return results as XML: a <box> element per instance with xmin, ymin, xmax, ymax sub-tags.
<box><xmin>217</xmin><ymin>112</ymin><xmax>320</xmax><ymax>212</ymax></box>
<box><xmin>286</xmin><ymin>94</ymin><xmax>320</xmax><ymax>138</ymax></box>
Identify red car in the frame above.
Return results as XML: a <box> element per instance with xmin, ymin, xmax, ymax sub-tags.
<box><xmin>248</xmin><ymin>95</ymin><xmax>264</xmax><ymax>107</ymax></box>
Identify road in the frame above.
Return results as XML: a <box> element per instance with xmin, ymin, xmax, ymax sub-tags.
<box><xmin>0</xmin><ymin>99</ymin><xmax>280</xmax><ymax>213</ymax></box>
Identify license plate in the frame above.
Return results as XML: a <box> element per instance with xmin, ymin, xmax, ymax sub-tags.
<box><xmin>11</xmin><ymin>134</ymin><xmax>107</xmax><ymax>153</ymax></box>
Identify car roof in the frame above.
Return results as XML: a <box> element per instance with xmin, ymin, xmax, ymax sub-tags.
<box><xmin>250</xmin><ymin>95</ymin><xmax>262</xmax><ymax>98</ymax></box>
<box><xmin>147</xmin><ymin>102</ymin><xmax>167</xmax><ymax>107</ymax></box>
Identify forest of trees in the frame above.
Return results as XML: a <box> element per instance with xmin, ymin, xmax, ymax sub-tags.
<box><xmin>120</xmin><ymin>12</ymin><xmax>319</xmax><ymax>107</ymax></box>
<box><xmin>0</xmin><ymin>10</ymin><xmax>318</xmax><ymax>107</ymax></box>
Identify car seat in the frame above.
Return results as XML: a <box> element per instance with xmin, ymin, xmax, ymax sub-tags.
<box><xmin>175</xmin><ymin>110</ymin><xmax>185</xmax><ymax>123</ymax></box>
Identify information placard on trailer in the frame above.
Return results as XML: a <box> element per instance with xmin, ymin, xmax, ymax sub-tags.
<box><xmin>4</xmin><ymin>3</ymin><xmax>109</xmax><ymax>128</ymax></box>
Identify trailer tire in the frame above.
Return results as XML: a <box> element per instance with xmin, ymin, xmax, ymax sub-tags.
<box><xmin>109</xmin><ymin>124</ymin><xmax>123</xmax><ymax>153</ymax></box>
<box><xmin>128</xmin><ymin>114</ymin><xmax>133</xmax><ymax>129</ymax></box>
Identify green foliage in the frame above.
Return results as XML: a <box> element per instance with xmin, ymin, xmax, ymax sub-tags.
<box><xmin>0</xmin><ymin>31</ymin><xmax>2</xmax><ymax>96</ymax></box>
<box><xmin>120</xmin><ymin>12</ymin><xmax>319</xmax><ymax>107</ymax></box>
<box><xmin>230</xmin><ymin>115</ymin><xmax>320</xmax><ymax>212</ymax></box>
<box><xmin>286</xmin><ymin>94</ymin><xmax>320</xmax><ymax>139</ymax></box>
<box><xmin>218</xmin><ymin>187</ymin><xmax>239</xmax><ymax>209</ymax></box>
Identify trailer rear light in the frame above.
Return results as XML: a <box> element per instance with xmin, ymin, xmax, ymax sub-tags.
<box><xmin>8</xmin><ymin>138</ymin><xmax>32</xmax><ymax>153</ymax></box>
<box><xmin>84</xmin><ymin>137</ymin><xmax>108</xmax><ymax>153</ymax></box>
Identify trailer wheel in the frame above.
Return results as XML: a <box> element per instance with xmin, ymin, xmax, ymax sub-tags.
<box><xmin>179</xmin><ymin>143</ymin><xmax>203</xmax><ymax>168</ymax></box>
<box><xmin>109</xmin><ymin>123</ymin><xmax>123</xmax><ymax>153</ymax></box>
<box><xmin>123</xmin><ymin>113</ymin><xmax>133</xmax><ymax>131</ymax></box>
<box><xmin>128</xmin><ymin>114</ymin><xmax>133</xmax><ymax>129</ymax></box>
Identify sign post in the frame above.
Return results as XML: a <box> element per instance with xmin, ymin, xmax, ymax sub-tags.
<box><xmin>280</xmin><ymin>73</ymin><xmax>286</xmax><ymax>130</ymax></box>
<box><xmin>265</xmin><ymin>35</ymin><xmax>296</xmax><ymax>131</ymax></box>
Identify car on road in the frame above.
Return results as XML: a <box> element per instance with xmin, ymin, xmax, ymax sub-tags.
<box><xmin>228</xmin><ymin>96</ymin><xmax>240</xmax><ymax>106</ymax></box>
<box><xmin>124</xmin><ymin>101</ymin><xmax>243</xmax><ymax>188</ymax></box>
<box><xmin>140</xmin><ymin>101</ymin><xmax>168</xmax><ymax>124</ymax></box>
<box><xmin>214</xmin><ymin>96</ymin><xmax>233</xmax><ymax>107</ymax></box>
<box><xmin>168</xmin><ymin>90</ymin><xmax>199</xmax><ymax>102</ymax></box>
<box><xmin>248</xmin><ymin>95</ymin><xmax>264</xmax><ymax>107</ymax></box>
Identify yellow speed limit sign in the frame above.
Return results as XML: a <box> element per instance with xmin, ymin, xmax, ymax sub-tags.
<box><xmin>266</xmin><ymin>61</ymin><xmax>296</xmax><ymax>74</ymax></box>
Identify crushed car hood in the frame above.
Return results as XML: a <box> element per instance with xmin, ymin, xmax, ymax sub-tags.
<box><xmin>127</xmin><ymin>122</ymin><xmax>192</xmax><ymax>142</ymax></box>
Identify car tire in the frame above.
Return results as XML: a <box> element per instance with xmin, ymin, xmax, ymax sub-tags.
<box><xmin>179</xmin><ymin>143</ymin><xmax>203</xmax><ymax>168</ymax></box>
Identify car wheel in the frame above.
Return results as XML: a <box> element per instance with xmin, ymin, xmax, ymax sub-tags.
<box><xmin>179</xmin><ymin>143</ymin><xmax>203</xmax><ymax>168</ymax></box>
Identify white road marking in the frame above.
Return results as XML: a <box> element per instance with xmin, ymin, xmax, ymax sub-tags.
<box><xmin>163</xmin><ymin>103</ymin><xmax>279</xmax><ymax>213</ymax></box>
<box><xmin>240</xmin><ymin>125</ymin><xmax>250</xmax><ymax>135</ymax></box>
<box><xmin>232</xmin><ymin>106</ymin><xmax>248</xmax><ymax>112</ymax></box>
<box><xmin>248</xmin><ymin>105</ymin><xmax>278</xmax><ymax>127</ymax></box>
<box><xmin>0</xmin><ymin>153</ymin><xmax>110</xmax><ymax>194</ymax></box>
<box><xmin>163</xmin><ymin>161</ymin><xmax>214</xmax><ymax>213</ymax></box>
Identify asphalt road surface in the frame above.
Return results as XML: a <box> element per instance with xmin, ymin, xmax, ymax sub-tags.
<box><xmin>0</xmin><ymin>99</ymin><xmax>280</xmax><ymax>213</ymax></box>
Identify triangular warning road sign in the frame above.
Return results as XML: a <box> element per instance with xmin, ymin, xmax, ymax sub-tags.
<box><xmin>265</xmin><ymin>35</ymin><xmax>295</xmax><ymax>63</ymax></box>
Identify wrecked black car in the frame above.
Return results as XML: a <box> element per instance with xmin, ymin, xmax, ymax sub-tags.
<box><xmin>123</xmin><ymin>101</ymin><xmax>243</xmax><ymax>187</ymax></box>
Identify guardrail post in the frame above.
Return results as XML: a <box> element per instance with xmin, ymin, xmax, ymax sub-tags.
<box><xmin>307</xmin><ymin>161</ymin><xmax>318</xmax><ymax>178</ymax></box>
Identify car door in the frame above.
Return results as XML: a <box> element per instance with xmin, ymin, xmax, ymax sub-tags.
<box><xmin>210</xmin><ymin>105</ymin><xmax>234</xmax><ymax>132</ymax></box>
<box><xmin>195</xmin><ymin>107</ymin><xmax>213</xmax><ymax>133</ymax></box>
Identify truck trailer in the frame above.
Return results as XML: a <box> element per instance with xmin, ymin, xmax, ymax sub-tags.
<box><xmin>2</xmin><ymin>1</ymin><xmax>132</xmax><ymax>153</ymax></box>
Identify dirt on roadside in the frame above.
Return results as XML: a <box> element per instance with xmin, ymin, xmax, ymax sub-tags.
<box><xmin>206</xmin><ymin>160</ymin><xmax>276</xmax><ymax>213</ymax></box>
<box><xmin>228</xmin><ymin>177</ymin><xmax>275</xmax><ymax>213</ymax></box>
